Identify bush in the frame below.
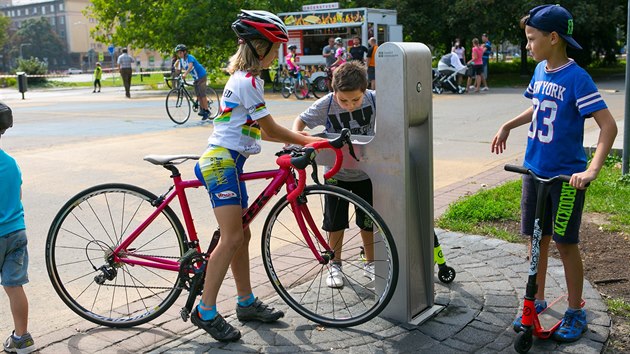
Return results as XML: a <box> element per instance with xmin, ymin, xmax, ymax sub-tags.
<box><xmin>0</xmin><ymin>77</ymin><xmax>16</xmax><ymax>88</ymax></box>
<box><xmin>16</xmin><ymin>57</ymin><xmax>48</xmax><ymax>85</ymax></box>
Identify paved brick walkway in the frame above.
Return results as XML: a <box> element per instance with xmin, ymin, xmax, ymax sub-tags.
<box><xmin>34</xmin><ymin>165</ymin><xmax>610</xmax><ymax>353</ymax></box>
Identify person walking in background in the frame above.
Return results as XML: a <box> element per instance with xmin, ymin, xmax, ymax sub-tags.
<box><xmin>330</xmin><ymin>37</ymin><xmax>347</xmax><ymax>69</ymax></box>
<box><xmin>481</xmin><ymin>33</ymin><xmax>491</xmax><ymax>90</ymax></box>
<box><xmin>466</xmin><ymin>38</ymin><xmax>486</xmax><ymax>93</ymax></box>
<box><xmin>451</xmin><ymin>38</ymin><xmax>466</xmax><ymax>65</ymax></box>
<box><xmin>367</xmin><ymin>37</ymin><xmax>378</xmax><ymax>89</ymax></box>
<box><xmin>1</xmin><ymin>103</ymin><xmax>36</xmax><ymax>354</ymax></box>
<box><xmin>349</xmin><ymin>36</ymin><xmax>369</xmax><ymax>64</ymax></box>
<box><xmin>117</xmin><ymin>48</ymin><xmax>133</xmax><ymax>98</ymax></box>
<box><xmin>322</xmin><ymin>37</ymin><xmax>336</xmax><ymax>69</ymax></box>
<box><xmin>492</xmin><ymin>4</ymin><xmax>617</xmax><ymax>342</ymax></box>
<box><xmin>92</xmin><ymin>62</ymin><xmax>102</xmax><ymax>93</ymax></box>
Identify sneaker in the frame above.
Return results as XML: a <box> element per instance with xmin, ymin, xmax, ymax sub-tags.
<box><xmin>92</xmin><ymin>90</ymin><xmax>96</xmax><ymax>93</ymax></box>
<box><xmin>552</xmin><ymin>309</ymin><xmax>588</xmax><ymax>342</ymax></box>
<box><xmin>235</xmin><ymin>297</ymin><xmax>284</xmax><ymax>322</ymax></box>
<box><xmin>468</xmin><ymin>85</ymin><xmax>475</xmax><ymax>90</ymax></box>
<box><xmin>512</xmin><ymin>301</ymin><xmax>548</xmax><ymax>332</ymax></box>
<box><xmin>481</xmin><ymin>86</ymin><xmax>489</xmax><ymax>91</ymax></box>
<box><xmin>363</xmin><ymin>262</ymin><xmax>375</xmax><ymax>281</ymax></box>
<box><xmin>4</xmin><ymin>332</ymin><xmax>35</xmax><ymax>354</ymax></box>
<box><xmin>326</xmin><ymin>263</ymin><xmax>344</xmax><ymax>288</ymax></box>
<box><xmin>190</xmin><ymin>307</ymin><xmax>241</xmax><ymax>342</ymax></box>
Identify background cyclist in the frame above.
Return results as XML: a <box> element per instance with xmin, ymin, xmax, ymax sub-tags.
<box><xmin>175</xmin><ymin>44</ymin><xmax>211</xmax><ymax>120</ymax></box>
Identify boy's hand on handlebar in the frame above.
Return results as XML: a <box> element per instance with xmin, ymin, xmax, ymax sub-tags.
<box><xmin>570</xmin><ymin>170</ymin><xmax>597</xmax><ymax>190</ymax></box>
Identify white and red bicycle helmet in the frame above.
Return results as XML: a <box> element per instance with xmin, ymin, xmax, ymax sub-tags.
<box><xmin>232</xmin><ymin>10</ymin><xmax>288</xmax><ymax>59</ymax></box>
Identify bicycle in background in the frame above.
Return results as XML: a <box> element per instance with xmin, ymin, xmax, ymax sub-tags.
<box><xmin>165</xmin><ymin>75</ymin><xmax>221</xmax><ymax>125</ymax></box>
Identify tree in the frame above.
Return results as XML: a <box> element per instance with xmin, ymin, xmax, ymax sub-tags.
<box><xmin>9</xmin><ymin>18</ymin><xmax>67</xmax><ymax>70</ymax></box>
<box><xmin>87</xmin><ymin>1</ymin><xmax>302</xmax><ymax>79</ymax></box>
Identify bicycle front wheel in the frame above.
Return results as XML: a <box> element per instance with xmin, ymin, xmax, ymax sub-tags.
<box><xmin>46</xmin><ymin>184</ymin><xmax>187</xmax><ymax>327</ymax></box>
<box><xmin>311</xmin><ymin>77</ymin><xmax>330</xmax><ymax>99</ymax></box>
<box><xmin>205</xmin><ymin>86</ymin><xmax>221</xmax><ymax>119</ymax></box>
<box><xmin>261</xmin><ymin>185</ymin><xmax>398</xmax><ymax>327</ymax></box>
<box><xmin>294</xmin><ymin>77</ymin><xmax>309</xmax><ymax>100</ymax></box>
<box><xmin>166</xmin><ymin>88</ymin><xmax>191</xmax><ymax>124</ymax></box>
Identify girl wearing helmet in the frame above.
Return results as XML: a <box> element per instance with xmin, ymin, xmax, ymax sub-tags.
<box><xmin>191</xmin><ymin>10</ymin><xmax>323</xmax><ymax>342</ymax></box>
<box><xmin>285</xmin><ymin>44</ymin><xmax>310</xmax><ymax>98</ymax></box>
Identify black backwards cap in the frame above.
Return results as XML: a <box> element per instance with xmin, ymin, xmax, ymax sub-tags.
<box><xmin>526</xmin><ymin>4</ymin><xmax>582</xmax><ymax>50</ymax></box>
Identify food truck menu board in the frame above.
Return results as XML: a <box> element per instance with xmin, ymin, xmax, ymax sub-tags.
<box><xmin>280</xmin><ymin>9</ymin><xmax>366</xmax><ymax>27</ymax></box>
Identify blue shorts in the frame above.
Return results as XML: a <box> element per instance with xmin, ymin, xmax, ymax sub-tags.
<box><xmin>520</xmin><ymin>175</ymin><xmax>585</xmax><ymax>244</ymax></box>
<box><xmin>195</xmin><ymin>146</ymin><xmax>248</xmax><ymax>209</ymax></box>
<box><xmin>0</xmin><ymin>229</ymin><xmax>29</xmax><ymax>287</ymax></box>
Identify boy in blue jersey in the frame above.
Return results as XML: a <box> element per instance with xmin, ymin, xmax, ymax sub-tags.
<box><xmin>491</xmin><ymin>4</ymin><xmax>617</xmax><ymax>342</ymax></box>
<box><xmin>0</xmin><ymin>103</ymin><xmax>36</xmax><ymax>353</ymax></box>
<box><xmin>175</xmin><ymin>44</ymin><xmax>212</xmax><ymax>120</ymax></box>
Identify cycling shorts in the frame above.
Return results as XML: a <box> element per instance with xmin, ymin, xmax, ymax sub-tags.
<box><xmin>195</xmin><ymin>146</ymin><xmax>248</xmax><ymax>209</ymax></box>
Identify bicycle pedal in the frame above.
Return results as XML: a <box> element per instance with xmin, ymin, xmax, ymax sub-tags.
<box><xmin>180</xmin><ymin>307</ymin><xmax>190</xmax><ymax>322</ymax></box>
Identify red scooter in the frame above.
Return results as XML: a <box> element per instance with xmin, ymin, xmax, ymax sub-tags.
<box><xmin>505</xmin><ymin>165</ymin><xmax>585</xmax><ymax>353</ymax></box>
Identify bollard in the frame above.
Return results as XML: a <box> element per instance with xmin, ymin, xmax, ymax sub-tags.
<box><xmin>17</xmin><ymin>72</ymin><xmax>27</xmax><ymax>100</ymax></box>
<box><xmin>315</xmin><ymin>42</ymin><xmax>439</xmax><ymax>325</ymax></box>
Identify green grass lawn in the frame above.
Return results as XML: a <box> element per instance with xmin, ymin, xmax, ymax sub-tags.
<box><xmin>436</xmin><ymin>155</ymin><xmax>630</xmax><ymax>239</ymax></box>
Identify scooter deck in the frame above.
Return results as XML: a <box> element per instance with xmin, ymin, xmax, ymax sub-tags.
<box><xmin>538</xmin><ymin>294</ymin><xmax>586</xmax><ymax>334</ymax></box>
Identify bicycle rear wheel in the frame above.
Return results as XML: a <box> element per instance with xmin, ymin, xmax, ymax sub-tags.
<box><xmin>46</xmin><ymin>184</ymin><xmax>187</xmax><ymax>327</ymax></box>
<box><xmin>205</xmin><ymin>86</ymin><xmax>221</xmax><ymax>119</ymax></box>
<box><xmin>281</xmin><ymin>78</ymin><xmax>293</xmax><ymax>99</ymax></box>
<box><xmin>261</xmin><ymin>185</ymin><xmax>398</xmax><ymax>327</ymax></box>
<box><xmin>166</xmin><ymin>88</ymin><xmax>191</xmax><ymax>124</ymax></box>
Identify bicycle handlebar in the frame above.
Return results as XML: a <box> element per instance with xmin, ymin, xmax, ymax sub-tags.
<box><xmin>276</xmin><ymin>128</ymin><xmax>358</xmax><ymax>201</ymax></box>
<box><xmin>504</xmin><ymin>164</ymin><xmax>572</xmax><ymax>184</ymax></box>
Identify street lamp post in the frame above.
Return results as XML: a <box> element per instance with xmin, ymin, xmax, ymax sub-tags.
<box><xmin>19</xmin><ymin>43</ymin><xmax>32</xmax><ymax>60</ymax></box>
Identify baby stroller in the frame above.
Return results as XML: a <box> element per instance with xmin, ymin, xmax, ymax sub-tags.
<box><xmin>432</xmin><ymin>54</ymin><xmax>467</xmax><ymax>94</ymax></box>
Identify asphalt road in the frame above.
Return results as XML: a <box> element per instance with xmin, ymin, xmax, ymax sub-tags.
<box><xmin>0</xmin><ymin>81</ymin><xmax>625</xmax><ymax>339</ymax></box>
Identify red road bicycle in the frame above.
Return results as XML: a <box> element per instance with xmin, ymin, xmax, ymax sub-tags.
<box><xmin>45</xmin><ymin>129</ymin><xmax>398</xmax><ymax>328</ymax></box>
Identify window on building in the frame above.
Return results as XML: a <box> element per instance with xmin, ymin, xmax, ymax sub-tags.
<box><xmin>33</xmin><ymin>7</ymin><xmax>37</xmax><ymax>14</ymax></box>
<box><xmin>60</xmin><ymin>30</ymin><xmax>65</xmax><ymax>37</ymax></box>
<box><xmin>50</xmin><ymin>5</ymin><xmax>54</xmax><ymax>12</ymax></box>
<box><xmin>42</xmin><ymin>6</ymin><xmax>46</xmax><ymax>14</ymax></box>
<box><xmin>51</xmin><ymin>17</ymin><xmax>55</xmax><ymax>25</ymax></box>
<box><xmin>60</xmin><ymin>16</ymin><xmax>64</xmax><ymax>25</ymax></box>
<box><xmin>59</xmin><ymin>3</ymin><xmax>64</xmax><ymax>11</ymax></box>
<box><xmin>17</xmin><ymin>9</ymin><xmax>20</xmax><ymax>16</ymax></box>
<box><xmin>25</xmin><ymin>8</ymin><xmax>29</xmax><ymax>15</ymax></box>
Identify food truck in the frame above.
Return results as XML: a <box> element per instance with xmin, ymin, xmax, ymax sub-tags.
<box><xmin>277</xmin><ymin>6</ymin><xmax>402</xmax><ymax>69</ymax></box>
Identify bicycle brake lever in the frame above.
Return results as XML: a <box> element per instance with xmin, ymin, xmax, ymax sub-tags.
<box><xmin>310</xmin><ymin>159</ymin><xmax>320</xmax><ymax>185</ymax></box>
<box><xmin>345</xmin><ymin>135</ymin><xmax>359</xmax><ymax>161</ymax></box>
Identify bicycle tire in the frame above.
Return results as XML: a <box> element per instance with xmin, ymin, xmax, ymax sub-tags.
<box><xmin>311</xmin><ymin>77</ymin><xmax>329</xmax><ymax>99</ymax></box>
<box><xmin>272</xmin><ymin>73</ymin><xmax>283</xmax><ymax>93</ymax></box>
<box><xmin>261</xmin><ymin>185</ymin><xmax>398</xmax><ymax>327</ymax></box>
<box><xmin>281</xmin><ymin>79</ymin><xmax>292</xmax><ymax>99</ymax></box>
<box><xmin>205</xmin><ymin>86</ymin><xmax>221</xmax><ymax>119</ymax></box>
<box><xmin>46</xmin><ymin>184</ymin><xmax>187</xmax><ymax>328</ymax></box>
<box><xmin>294</xmin><ymin>77</ymin><xmax>308</xmax><ymax>100</ymax></box>
<box><xmin>166</xmin><ymin>88</ymin><xmax>191</xmax><ymax>124</ymax></box>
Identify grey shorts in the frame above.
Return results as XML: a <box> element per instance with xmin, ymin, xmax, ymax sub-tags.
<box><xmin>520</xmin><ymin>174</ymin><xmax>585</xmax><ymax>244</ymax></box>
<box><xmin>0</xmin><ymin>229</ymin><xmax>29</xmax><ymax>287</ymax></box>
<box><xmin>194</xmin><ymin>76</ymin><xmax>208</xmax><ymax>98</ymax></box>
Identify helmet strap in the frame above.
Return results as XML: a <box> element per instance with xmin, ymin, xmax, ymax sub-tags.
<box><xmin>241</xmin><ymin>38</ymin><xmax>273</xmax><ymax>60</ymax></box>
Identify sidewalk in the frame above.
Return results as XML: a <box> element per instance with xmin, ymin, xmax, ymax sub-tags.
<box><xmin>34</xmin><ymin>165</ymin><xmax>610</xmax><ymax>354</ymax></box>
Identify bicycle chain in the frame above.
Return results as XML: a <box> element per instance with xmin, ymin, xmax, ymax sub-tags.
<box><xmin>97</xmin><ymin>253</ymin><xmax>190</xmax><ymax>290</ymax></box>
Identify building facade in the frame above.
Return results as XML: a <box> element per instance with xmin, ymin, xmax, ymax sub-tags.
<box><xmin>1</xmin><ymin>0</ymin><xmax>165</xmax><ymax>72</ymax></box>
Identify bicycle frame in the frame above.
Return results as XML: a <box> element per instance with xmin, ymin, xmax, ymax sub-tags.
<box><xmin>109</xmin><ymin>163</ymin><xmax>333</xmax><ymax>272</ymax></box>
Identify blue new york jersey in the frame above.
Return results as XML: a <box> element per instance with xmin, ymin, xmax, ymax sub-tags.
<box><xmin>523</xmin><ymin>60</ymin><xmax>607</xmax><ymax>177</ymax></box>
